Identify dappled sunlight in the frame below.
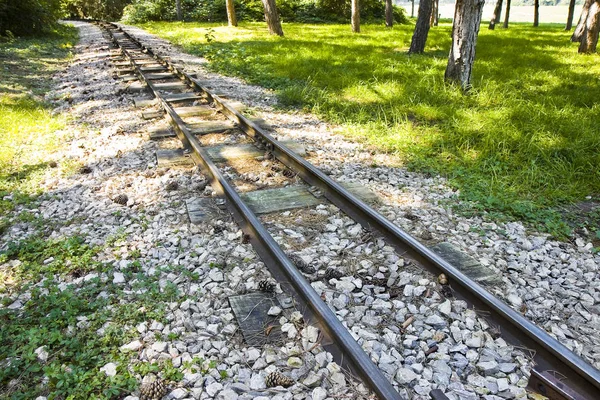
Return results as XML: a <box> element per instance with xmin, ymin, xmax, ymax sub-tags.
<box><xmin>135</xmin><ymin>20</ymin><xmax>598</xmax><ymax>223</ymax></box>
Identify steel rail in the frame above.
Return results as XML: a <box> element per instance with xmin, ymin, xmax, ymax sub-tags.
<box><xmin>100</xmin><ymin>22</ymin><xmax>404</xmax><ymax>400</ymax></box>
<box><xmin>101</xmin><ymin>22</ymin><xmax>600</xmax><ymax>400</ymax></box>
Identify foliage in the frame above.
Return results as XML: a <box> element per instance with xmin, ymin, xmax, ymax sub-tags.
<box><xmin>138</xmin><ymin>21</ymin><xmax>600</xmax><ymax>238</ymax></box>
<box><xmin>0</xmin><ymin>26</ymin><xmax>76</xmax><ymax>237</ymax></box>
<box><xmin>0</xmin><ymin>0</ymin><xmax>63</xmax><ymax>36</ymax></box>
<box><xmin>122</xmin><ymin>0</ymin><xmax>408</xmax><ymax>24</ymax></box>
<box><xmin>62</xmin><ymin>0</ymin><xmax>133</xmax><ymax>20</ymax></box>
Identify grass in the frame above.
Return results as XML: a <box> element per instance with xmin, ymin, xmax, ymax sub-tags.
<box><xmin>0</xmin><ymin>25</ymin><xmax>77</xmax><ymax>216</ymax></box>
<box><xmin>137</xmin><ymin>21</ymin><xmax>600</xmax><ymax>238</ymax></box>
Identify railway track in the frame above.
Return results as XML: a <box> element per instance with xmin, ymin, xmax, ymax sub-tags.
<box><xmin>97</xmin><ymin>21</ymin><xmax>600</xmax><ymax>400</ymax></box>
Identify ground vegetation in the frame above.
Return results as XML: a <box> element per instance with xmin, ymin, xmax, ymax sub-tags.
<box><xmin>138</xmin><ymin>21</ymin><xmax>599</xmax><ymax>237</ymax></box>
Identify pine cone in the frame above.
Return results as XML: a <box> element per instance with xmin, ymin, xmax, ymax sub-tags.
<box><xmin>113</xmin><ymin>194</ymin><xmax>128</xmax><ymax>205</ymax></box>
<box><xmin>324</xmin><ymin>268</ymin><xmax>343</xmax><ymax>280</ymax></box>
<box><xmin>265</xmin><ymin>371</ymin><xmax>294</xmax><ymax>388</ymax></box>
<box><xmin>165</xmin><ymin>181</ymin><xmax>179</xmax><ymax>191</ymax></box>
<box><xmin>79</xmin><ymin>165</ymin><xmax>93</xmax><ymax>174</ymax></box>
<box><xmin>139</xmin><ymin>378</ymin><xmax>167</xmax><ymax>400</ymax></box>
<box><xmin>289</xmin><ymin>254</ymin><xmax>316</xmax><ymax>274</ymax></box>
<box><xmin>258</xmin><ymin>279</ymin><xmax>275</xmax><ymax>293</ymax></box>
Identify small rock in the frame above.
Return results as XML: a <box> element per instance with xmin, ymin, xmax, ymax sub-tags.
<box><xmin>312</xmin><ymin>387</ymin><xmax>327</xmax><ymax>400</ymax></box>
<box><xmin>396</xmin><ymin>368</ymin><xmax>418</xmax><ymax>384</ymax></box>
<box><xmin>100</xmin><ymin>362</ymin><xmax>118</xmax><ymax>377</ymax></box>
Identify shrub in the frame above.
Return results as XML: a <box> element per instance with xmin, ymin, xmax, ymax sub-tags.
<box><xmin>0</xmin><ymin>0</ymin><xmax>62</xmax><ymax>36</ymax></box>
<box><xmin>122</xmin><ymin>0</ymin><xmax>409</xmax><ymax>24</ymax></box>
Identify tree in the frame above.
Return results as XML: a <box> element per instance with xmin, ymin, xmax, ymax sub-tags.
<box><xmin>261</xmin><ymin>0</ymin><xmax>283</xmax><ymax>36</ymax></box>
<box><xmin>175</xmin><ymin>0</ymin><xmax>182</xmax><ymax>20</ymax></box>
<box><xmin>533</xmin><ymin>0</ymin><xmax>539</xmax><ymax>27</ymax></box>
<box><xmin>411</xmin><ymin>0</ymin><xmax>415</xmax><ymax>18</ymax></box>
<box><xmin>351</xmin><ymin>0</ymin><xmax>360</xmax><ymax>32</ymax></box>
<box><xmin>572</xmin><ymin>0</ymin><xmax>592</xmax><ymax>41</ymax></box>
<box><xmin>385</xmin><ymin>0</ymin><xmax>393</xmax><ymax>27</ymax></box>
<box><xmin>503</xmin><ymin>0</ymin><xmax>511</xmax><ymax>28</ymax></box>
<box><xmin>408</xmin><ymin>0</ymin><xmax>434</xmax><ymax>53</ymax></box>
<box><xmin>577</xmin><ymin>0</ymin><xmax>600</xmax><ymax>53</ymax></box>
<box><xmin>566</xmin><ymin>0</ymin><xmax>576</xmax><ymax>30</ymax></box>
<box><xmin>445</xmin><ymin>0</ymin><xmax>485</xmax><ymax>89</ymax></box>
<box><xmin>226</xmin><ymin>0</ymin><xmax>237</xmax><ymax>26</ymax></box>
<box><xmin>430</xmin><ymin>0</ymin><xmax>439</xmax><ymax>26</ymax></box>
<box><xmin>488</xmin><ymin>0</ymin><xmax>503</xmax><ymax>30</ymax></box>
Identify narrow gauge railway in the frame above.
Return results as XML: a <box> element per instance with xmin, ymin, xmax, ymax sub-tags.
<box><xmin>97</xmin><ymin>21</ymin><xmax>600</xmax><ymax>400</ymax></box>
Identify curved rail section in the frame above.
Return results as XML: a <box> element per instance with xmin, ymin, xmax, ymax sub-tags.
<box><xmin>99</xmin><ymin>21</ymin><xmax>600</xmax><ymax>400</ymax></box>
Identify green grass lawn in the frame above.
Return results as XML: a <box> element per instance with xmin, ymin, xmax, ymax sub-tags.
<box><xmin>0</xmin><ymin>25</ymin><xmax>77</xmax><ymax>213</ymax></box>
<box><xmin>138</xmin><ymin>21</ymin><xmax>600</xmax><ymax>237</ymax></box>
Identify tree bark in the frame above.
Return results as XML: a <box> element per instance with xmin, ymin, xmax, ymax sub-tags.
<box><xmin>573</xmin><ymin>0</ymin><xmax>592</xmax><ymax>41</ymax></box>
<box><xmin>408</xmin><ymin>0</ymin><xmax>434</xmax><ymax>53</ymax></box>
<box><xmin>351</xmin><ymin>0</ymin><xmax>360</xmax><ymax>33</ymax></box>
<box><xmin>262</xmin><ymin>0</ymin><xmax>284</xmax><ymax>36</ymax></box>
<box><xmin>533</xmin><ymin>0</ymin><xmax>539</xmax><ymax>26</ymax></box>
<box><xmin>226</xmin><ymin>0</ymin><xmax>237</xmax><ymax>26</ymax></box>
<box><xmin>411</xmin><ymin>0</ymin><xmax>415</xmax><ymax>18</ymax></box>
<box><xmin>488</xmin><ymin>0</ymin><xmax>503</xmax><ymax>29</ymax></box>
<box><xmin>579</xmin><ymin>0</ymin><xmax>600</xmax><ymax>52</ymax></box>
<box><xmin>175</xmin><ymin>0</ymin><xmax>182</xmax><ymax>20</ymax></box>
<box><xmin>445</xmin><ymin>0</ymin><xmax>485</xmax><ymax>90</ymax></box>
<box><xmin>566</xmin><ymin>0</ymin><xmax>576</xmax><ymax>30</ymax></box>
<box><xmin>503</xmin><ymin>0</ymin><xmax>511</xmax><ymax>28</ymax></box>
<box><xmin>385</xmin><ymin>0</ymin><xmax>393</xmax><ymax>27</ymax></box>
<box><xmin>430</xmin><ymin>0</ymin><xmax>439</xmax><ymax>26</ymax></box>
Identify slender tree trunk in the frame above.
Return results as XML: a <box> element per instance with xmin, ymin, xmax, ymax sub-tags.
<box><xmin>566</xmin><ymin>0</ymin><xmax>576</xmax><ymax>30</ymax></box>
<box><xmin>430</xmin><ymin>0</ymin><xmax>439</xmax><ymax>26</ymax></box>
<box><xmin>579</xmin><ymin>0</ymin><xmax>600</xmax><ymax>52</ymax></box>
<box><xmin>489</xmin><ymin>0</ymin><xmax>503</xmax><ymax>29</ymax></box>
<box><xmin>385</xmin><ymin>0</ymin><xmax>394</xmax><ymax>27</ymax></box>
<box><xmin>226</xmin><ymin>0</ymin><xmax>237</xmax><ymax>26</ymax></box>
<box><xmin>176</xmin><ymin>0</ymin><xmax>182</xmax><ymax>20</ymax></box>
<box><xmin>445</xmin><ymin>0</ymin><xmax>485</xmax><ymax>89</ymax></box>
<box><xmin>573</xmin><ymin>0</ymin><xmax>592</xmax><ymax>41</ymax></box>
<box><xmin>503</xmin><ymin>0</ymin><xmax>511</xmax><ymax>28</ymax></box>
<box><xmin>409</xmin><ymin>0</ymin><xmax>434</xmax><ymax>53</ymax></box>
<box><xmin>351</xmin><ymin>0</ymin><xmax>360</xmax><ymax>32</ymax></box>
<box><xmin>261</xmin><ymin>0</ymin><xmax>284</xmax><ymax>36</ymax></box>
<box><xmin>533</xmin><ymin>0</ymin><xmax>539</xmax><ymax>26</ymax></box>
<box><xmin>411</xmin><ymin>0</ymin><xmax>415</xmax><ymax>18</ymax></box>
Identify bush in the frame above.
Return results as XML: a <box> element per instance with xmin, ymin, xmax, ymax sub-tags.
<box><xmin>62</xmin><ymin>0</ymin><xmax>132</xmax><ymax>21</ymax></box>
<box><xmin>122</xmin><ymin>0</ymin><xmax>409</xmax><ymax>24</ymax></box>
<box><xmin>0</xmin><ymin>0</ymin><xmax>62</xmax><ymax>36</ymax></box>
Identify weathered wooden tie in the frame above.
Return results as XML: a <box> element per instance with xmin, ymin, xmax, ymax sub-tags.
<box><xmin>431</xmin><ymin>242</ymin><xmax>502</xmax><ymax>286</ymax></box>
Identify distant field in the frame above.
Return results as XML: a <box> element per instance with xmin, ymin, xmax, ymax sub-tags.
<box><xmin>398</xmin><ymin>4</ymin><xmax>583</xmax><ymax>24</ymax></box>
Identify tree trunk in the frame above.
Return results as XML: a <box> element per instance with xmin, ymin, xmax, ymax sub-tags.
<box><xmin>579</xmin><ymin>0</ymin><xmax>600</xmax><ymax>52</ymax></box>
<box><xmin>411</xmin><ymin>0</ymin><xmax>415</xmax><ymax>18</ymax></box>
<box><xmin>573</xmin><ymin>0</ymin><xmax>592</xmax><ymax>41</ymax></box>
<box><xmin>352</xmin><ymin>0</ymin><xmax>360</xmax><ymax>33</ymax></box>
<box><xmin>409</xmin><ymin>0</ymin><xmax>434</xmax><ymax>53</ymax></box>
<box><xmin>385</xmin><ymin>0</ymin><xmax>393</xmax><ymax>27</ymax></box>
<box><xmin>566</xmin><ymin>0</ymin><xmax>576</xmax><ymax>30</ymax></box>
<box><xmin>261</xmin><ymin>0</ymin><xmax>284</xmax><ymax>36</ymax></box>
<box><xmin>533</xmin><ymin>0</ymin><xmax>539</xmax><ymax>26</ymax></box>
<box><xmin>430</xmin><ymin>0</ymin><xmax>439</xmax><ymax>26</ymax></box>
<box><xmin>175</xmin><ymin>0</ymin><xmax>182</xmax><ymax>20</ymax></box>
<box><xmin>503</xmin><ymin>0</ymin><xmax>511</xmax><ymax>28</ymax></box>
<box><xmin>489</xmin><ymin>0</ymin><xmax>503</xmax><ymax>29</ymax></box>
<box><xmin>226</xmin><ymin>0</ymin><xmax>237</xmax><ymax>26</ymax></box>
<box><xmin>445</xmin><ymin>0</ymin><xmax>485</xmax><ymax>90</ymax></box>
